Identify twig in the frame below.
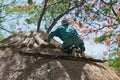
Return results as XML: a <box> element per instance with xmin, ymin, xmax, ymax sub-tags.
<box><xmin>0</xmin><ymin>26</ymin><xmax>14</xmax><ymax>33</ymax></box>
<box><xmin>37</xmin><ymin>0</ymin><xmax>48</xmax><ymax>32</ymax></box>
<box><xmin>101</xmin><ymin>0</ymin><xmax>118</xmax><ymax>17</ymax></box>
<box><xmin>2</xmin><ymin>16</ymin><xmax>20</xmax><ymax>23</ymax></box>
<box><xmin>46</xmin><ymin>0</ymin><xmax>85</xmax><ymax>33</ymax></box>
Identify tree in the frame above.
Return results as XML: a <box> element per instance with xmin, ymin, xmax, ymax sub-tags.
<box><xmin>37</xmin><ymin>0</ymin><xmax>120</xmax><ymax>72</ymax></box>
<box><xmin>0</xmin><ymin>0</ymin><xmax>16</xmax><ymax>38</ymax></box>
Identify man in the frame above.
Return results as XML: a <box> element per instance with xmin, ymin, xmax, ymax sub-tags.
<box><xmin>45</xmin><ymin>19</ymin><xmax>85</xmax><ymax>54</ymax></box>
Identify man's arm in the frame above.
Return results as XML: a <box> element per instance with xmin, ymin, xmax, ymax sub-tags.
<box><xmin>45</xmin><ymin>28</ymin><xmax>59</xmax><ymax>42</ymax></box>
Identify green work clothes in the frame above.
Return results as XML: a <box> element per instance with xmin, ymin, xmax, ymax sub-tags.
<box><xmin>47</xmin><ymin>24</ymin><xmax>85</xmax><ymax>52</ymax></box>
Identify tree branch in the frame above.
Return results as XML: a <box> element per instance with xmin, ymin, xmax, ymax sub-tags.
<box><xmin>0</xmin><ymin>26</ymin><xmax>14</xmax><ymax>33</ymax></box>
<box><xmin>100</xmin><ymin>0</ymin><xmax>110</xmax><ymax>4</ymax></box>
<box><xmin>37</xmin><ymin>0</ymin><xmax>48</xmax><ymax>32</ymax></box>
<box><xmin>0</xmin><ymin>0</ymin><xmax>17</xmax><ymax>8</ymax></box>
<box><xmin>0</xmin><ymin>16</ymin><xmax>20</xmax><ymax>23</ymax></box>
<box><xmin>46</xmin><ymin>0</ymin><xmax>85</xmax><ymax>33</ymax></box>
<box><xmin>112</xmin><ymin>7</ymin><xmax>118</xmax><ymax>17</ymax></box>
<box><xmin>93</xmin><ymin>7</ymin><xmax>116</xmax><ymax>20</ymax></box>
<box><xmin>101</xmin><ymin>0</ymin><xmax>118</xmax><ymax>17</ymax></box>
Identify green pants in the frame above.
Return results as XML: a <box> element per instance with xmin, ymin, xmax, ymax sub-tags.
<box><xmin>61</xmin><ymin>36</ymin><xmax>85</xmax><ymax>53</ymax></box>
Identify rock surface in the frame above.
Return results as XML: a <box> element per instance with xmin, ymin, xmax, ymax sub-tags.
<box><xmin>0</xmin><ymin>31</ymin><xmax>120</xmax><ymax>80</ymax></box>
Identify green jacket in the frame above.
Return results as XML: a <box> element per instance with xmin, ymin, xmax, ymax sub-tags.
<box><xmin>47</xmin><ymin>24</ymin><xmax>79</xmax><ymax>42</ymax></box>
<box><xmin>47</xmin><ymin>24</ymin><xmax>85</xmax><ymax>52</ymax></box>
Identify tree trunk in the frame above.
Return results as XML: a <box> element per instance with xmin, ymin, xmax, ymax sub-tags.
<box><xmin>0</xmin><ymin>31</ymin><xmax>120</xmax><ymax>80</ymax></box>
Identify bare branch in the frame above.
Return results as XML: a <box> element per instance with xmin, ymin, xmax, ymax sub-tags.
<box><xmin>93</xmin><ymin>7</ymin><xmax>116</xmax><ymax>19</ymax></box>
<box><xmin>101</xmin><ymin>0</ymin><xmax>118</xmax><ymax>17</ymax></box>
<box><xmin>46</xmin><ymin>0</ymin><xmax>85</xmax><ymax>33</ymax></box>
<box><xmin>0</xmin><ymin>26</ymin><xmax>14</xmax><ymax>33</ymax></box>
<box><xmin>112</xmin><ymin>7</ymin><xmax>118</xmax><ymax>17</ymax></box>
<box><xmin>100</xmin><ymin>0</ymin><xmax>110</xmax><ymax>4</ymax></box>
<box><xmin>0</xmin><ymin>16</ymin><xmax>20</xmax><ymax>23</ymax></box>
<box><xmin>0</xmin><ymin>0</ymin><xmax>17</xmax><ymax>7</ymax></box>
<box><xmin>37</xmin><ymin>0</ymin><xmax>48</xmax><ymax>32</ymax></box>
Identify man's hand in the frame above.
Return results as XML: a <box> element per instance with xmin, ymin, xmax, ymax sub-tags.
<box><xmin>44</xmin><ymin>38</ymin><xmax>50</xmax><ymax>42</ymax></box>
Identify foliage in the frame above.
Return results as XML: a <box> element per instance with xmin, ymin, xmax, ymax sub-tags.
<box><xmin>108</xmin><ymin>47</ymin><xmax>120</xmax><ymax>73</ymax></box>
<box><xmin>0</xmin><ymin>0</ymin><xmax>21</xmax><ymax>38</ymax></box>
<box><xmin>28</xmin><ymin>0</ymin><xmax>33</xmax><ymax>5</ymax></box>
<box><xmin>108</xmin><ymin>58</ymin><xmax>120</xmax><ymax>73</ymax></box>
<box><xmin>9</xmin><ymin>3</ymin><xmax>37</xmax><ymax>13</ymax></box>
<box><xmin>94</xmin><ymin>31</ymin><xmax>113</xmax><ymax>43</ymax></box>
<box><xmin>0</xmin><ymin>33</ymin><xmax>4</xmax><ymax>41</ymax></box>
<box><xmin>116</xmin><ymin>15</ymin><xmax>120</xmax><ymax>23</ymax></box>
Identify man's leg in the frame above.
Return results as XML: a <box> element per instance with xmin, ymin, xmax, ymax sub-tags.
<box><xmin>74</xmin><ymin>38</ymin><xmax>85</xmax><ymax>53</ymax></box>
<box><xmin>61</xmin><ymin>44</ymin><xmax>70</xmax><ymax>54</ymax></box>
<box><xmin>61</xmin><ymin>39</ymin><xmax>73</xmax><ymax>54</ymax></box>
<box><xmin>80</xmin><ymin>45</ymin><xmax>85</xmax><ymax>53</ymax></box>
<box><xmin>79</xmin><ymin>41</ymin><xmax>85</xmax><ymax>53</ymax></box>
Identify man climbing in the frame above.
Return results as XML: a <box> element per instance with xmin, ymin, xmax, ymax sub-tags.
<box><xmin>45</xmin><ymin>19</ymin><xmax>85</xmax><ymax>54</ymax></box>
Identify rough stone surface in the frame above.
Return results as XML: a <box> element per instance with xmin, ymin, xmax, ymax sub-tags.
<box><xmin>0</xmin><ymin>31</ymin><xmax>120</xmax><ymax>80</ymax></box>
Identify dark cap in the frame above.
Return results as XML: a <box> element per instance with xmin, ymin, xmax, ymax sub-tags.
<box><xmin>61</xmin><ymin>19</ymin><xmax>69</xmax><ymax>25</ymax></box>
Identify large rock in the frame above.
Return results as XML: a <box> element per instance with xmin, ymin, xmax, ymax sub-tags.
<box><xmin>0</xmin><ymin>31</ymin><xmax>120</xmax><ymax>80</ymax></box>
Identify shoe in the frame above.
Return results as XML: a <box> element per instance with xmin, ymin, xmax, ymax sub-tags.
<box><xmin>76</xmin><ymin>47</ymin><xmax>81</xmax><ymax>53</ymax></box>
<box><xmin>71</xmin><ymin>48</ymin><xmax>77</xmax><ymax>57</ymax></box>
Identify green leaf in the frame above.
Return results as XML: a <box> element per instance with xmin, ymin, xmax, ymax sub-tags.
<box><xmin>25</xmin><ymin>18</ymin><xmax>36</xmax><ymax>24</ymax></box>
<box><xmin>25</xmin><ymin>18</ymin><xmax>32</xmax><ymax>24</ymax></box>
<box><xmin>45</xmin><ymin>24</ymin><xmax>48</xmax><ymax>30</ymax></box>
<box><xmin>28</xmin><ymin>0</ymin><xmax>33</xmax><ymax>5</ymax></box>
<box><xmin>0</xmin><ymin>33</ymin><xmax>4</xmax><ymax>41</ymax></box>
<box><xmin>116</xmin><ymin>15</ymin><xmax>120</xmax><ymax>24</ymax></box>
<box><xmin>108</xmin><ymin>58</ymin><xmax>120</xmax><ymax>73</ymax></box>
<box><xmin>94</xmin><ymin>35</ymin><xmax>107</xmax><ymax>43</ymax></box>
